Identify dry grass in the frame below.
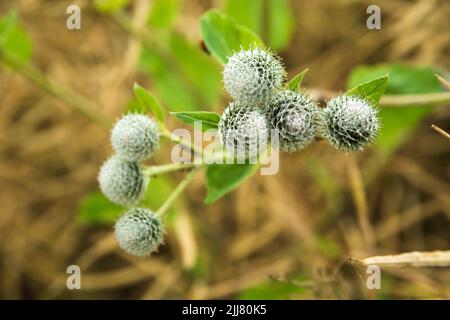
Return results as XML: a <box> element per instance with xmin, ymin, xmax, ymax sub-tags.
<box><xmin>0</xmin><ymin>0</ymin><xmax>449</xmax><ymax>299</ymax></box>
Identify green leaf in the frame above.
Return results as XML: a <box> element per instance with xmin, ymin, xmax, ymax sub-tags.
<box><xmin>287</xmin><ymin>68</ymin><xmax>308</xmax><ymax>91</ymax></box>
<box><xmin>348</xmin><ymin>64</ymin><xmax>444</xmax><ymax>153</ymax></box>
<box><xmin>224</xmin><ymin>0</ymin><xmax>294</xmax><ymax>50</ymax></box>
<box><xmin>200</xmin><ymin>9</ymin><xmax>264</xmax><ymax>64</ymax></box>
<box><xmin>239</xmin><ymin>275</ymin><xmax>308</xmax><ymax>300</ymax></box>
<box><xmin>139</xmin><ymin>32</ymin><xmax>222</xmax><ymax>111</ymax></box>
<box><xmin>94</xmin><ymin>0</ymin><xmax>129</xmax><ymax>13</ymax></box>
<box><xmin>169</xmin><ymin>33</ymin><xmax>222</xmax><ymax>107</ymax></box>
<box><xmin>205</xmin><ymin>163</ymin><xmax>258</xmax><ymax>204</ymax></box>
<box><xmin>0</xmin><ymin>11</ymin><xmax>32</xmax><ymax>64</ymax></box>
<box><xmin>267</xmin><ymin>0</ymin><xmax>295</xmax><ymax>50</ymax></box>
<box><xmin>142</xmin><ymin>176</ymin><xmax>174</xmax><ymax>211</ymax></box>
<box><xmin>347</xmin><ymin>75</ymin><xmax>389</xmax><ymax>107</ymax></box>
<box><xmin>77</xmin><ymin>191</ymin><xmax>122</xmax><ymax>226</ymax></box>
<box><xmin>171</xmin><ymin>111</ymin><xmax>220</xmax><ymax>131</ymax></box>
<box><xmin>133</xmin><ymin>83</ymin><xmax>165</xmax><ymax>122</ymax></box>
<box><xmin>224</xmin><ymin>0</ymin><xmax>263</xmax><ymax>35</ymax></box>
<box><xmin>139</xmin><ymin>47</ymin><xmax>197</xmax><ymax>111</ymax></box>
<box><xmin>148</xmin><ymin>0</ymin><xmax>180</xmax><ymax>28</ymax></box>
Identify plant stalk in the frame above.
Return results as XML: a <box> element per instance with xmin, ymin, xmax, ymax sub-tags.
<box><xmin>156</xmin><ymin>167</ymin><xmax>200</xmax><ymax>217</ymax></box>
<box><xmin>144</xmin><ymin>162</ymin><xmax>200</xmax><ymax>177</ymax></box>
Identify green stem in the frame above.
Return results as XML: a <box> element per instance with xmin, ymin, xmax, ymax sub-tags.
<box><xmin>144</xmin><ymin>162</ymin><xmax>200</xmax><ymax>177</ymax></box>
<box><xmin>305</xmin><ymin>86</ymin><xmax>450</xmax><ymax>108</ymax></box>
<box><xmin>155</xmin><ymin>167</ymin><xmax>200</xmax><ymax>217</ymax></box>
<box><xmin>0</xmin><ymin>49</ymin><xmax>111</xmax><ymax>128</ymax></box>
<box><xmin>380</xmin><ymin>91</ymin><xmax>450</xmax><ymax>107</ymax></box>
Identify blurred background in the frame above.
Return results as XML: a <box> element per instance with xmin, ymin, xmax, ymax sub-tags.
<box><xmin>0</xmin><ymin>0</ymin><xmax>449</xmax><ymax>299</ymax></box>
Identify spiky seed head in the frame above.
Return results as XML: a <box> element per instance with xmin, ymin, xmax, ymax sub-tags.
<box><xmin>115</xmin><ymin>208</ymin><xmax>164</xmax><ymax>257</ymax></box>
<box><xmin>218</xmin><ymin>101</ymin><xmax>269</xmax><ymax>160</ymax></box>
<box><xmin>267</xmin><ymin>90</ymin><xmax>320</xmax><ymax>152</ymax></box>
<box><xmin>98</xmin><ymin>155</ymin><xmax>148</xmax><ymax>206</ymax></box>
<box><xmin>111</xmin><ymin>114</ymin><xmax>160</xmax><ymax>162</ymax></box>
<box><xmin>223</xmin><ymin>48</ymin><xmax>286</xmax><ymax>106</ymax></box>
<box><xmin>321</xmin><ymin>95</ymin><xmax>380</xmax><ymax>151</ymax></box>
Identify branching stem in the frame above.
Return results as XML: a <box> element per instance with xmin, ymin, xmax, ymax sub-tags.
<box><xmin>144</xmin><ymin>162</ymin><xmax>200</xmax><ymax>177</ymax></box>
<box><xmin>155</xmin><ymin>167</ymin><xmax>200</xmax><ymax>217</ymax></box>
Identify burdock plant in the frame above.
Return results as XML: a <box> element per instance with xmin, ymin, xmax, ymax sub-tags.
<box><xmin>92</xmin><ymin>11</ymin><xmax>387</xmax><ymax>258</ymax></box>
<box><xmin>95</xmin><ymin>44</ymin><xmax>386</xmax><ymax>257</ymax></box>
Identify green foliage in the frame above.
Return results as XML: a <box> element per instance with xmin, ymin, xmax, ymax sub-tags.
<box><xmin>224</xmin><ymin>0</ymin><xmax>294</xmax><ymax>50</ymax></box>
<box><xmin>377</xmin><ymin>275</ymin><xmax>394</xmax><ymax>299</ymax></box>
<box><xmin>139</xmin><ymin>33</ymin><xmax>221</xmax><ymax>111</ymax></box>
<box><xmin>239</xmin><ymin>276</ymin><xmax>307</xmax><ymax>300</ymax></box>
<box><xmin>77</xmin><ymin>190</ymin><xmax>122</xmax><ymax>225</ymax></box>
<box><xmin>347</xmin><ymin>75</ymin><xmax>388</xmax><ymax>107</ymax></box>
<box><xmin>143</xmin><ymin>177</ymin><xmax>179</xmax><ymax>229</ymax></box>
<box><xmin>94</xmin><ymin>0</ymin><xmax>129</xmax><ymax>13</ymax></box>
<box><xmin>0</xmin><ymin>11</ymin><xmax>32</xmax><ymax>64</ymax></box>
<box><xmin>168</xmin><ymin>33</ymin><xmax>222</xmax><ymax>106</ymax></box>
<box><xmin>78</xmin><ymin>177</ymin><xmax>174</xmax><ymax>226</ymax></box>
<box><xmin>267</xmin><ymin>0</ymin><xmax>295</xmax><ymax>50</ymax></box>
<box><xmin>286</xmin><ymin>68</ymin><xmax>308</xmax><ymax>91</ymax></box>
<box><xmin>133</xmin><ymin>83</ymin><xmax>165</xmax><ymax>122</ymax></box>
<box><xmin>305</xmin><ymin>157</ymin><xmax>343</xmax><ymax>222</ymax></box>
<box><xmin>306</xmin><ymin>156</ymin><xmax>339</xmax><ymax>199</ymax></box>
<box><xmin>314</xmin><ymin>236</ymin><xmax>341</xmax><ymax>258</ymax></box>
<box><xmin>200</xmin><ymin>9</ymin><xmax>264</xmax><ymax>64</ymax></box>
<box><xmin>205</xmin><ymin>164</ymin><xmax>258</xmax><ymax>204</ymax></box>
<box><xmin>142</xmin><ymin>176</ymin><xmax>174</xmax><ymax>211</ymax></box>
<box><xmin>348</xmin><ymin>64</ymin><xmax>443</xmax><ymax>153</ymax></box>
<box><xmin>224</xmin><ymin>0</ymin><xmax>262</xmax><ymax>37</ymax></box>
<box><xmin>139</xmin><ymin>47</ymin><xmax>197</xmax><ymax>110</ymax></box>
<box><xmin>171</xmin><ymin>111</ymin><xmax>220</xmax><ymax>131</ymax></box>
<box><xmin>148</xmin><ymin>0</ymin><xmax>180</xmax><ymax>29</ymax></box>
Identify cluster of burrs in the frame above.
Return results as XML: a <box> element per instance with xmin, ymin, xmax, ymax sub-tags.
<box><xmin>219</xmin><ymin>47</ymin><xmax>380</xmax><ymax>157</ymax></box>
<box><xmin>98</xmin><ymin>114</ymin><xmax>164</xmax><ymax>257</ymax></box>
<box><xmin>97</xmin><ymin>48</ymin><xmax>381</xmax><ymax>259</ymax></box>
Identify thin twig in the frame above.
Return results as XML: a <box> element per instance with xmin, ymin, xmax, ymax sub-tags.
<box><xmin>431</xmin><ymin>124</ymin><xmax>450</xmax><ymax>140</ymax></box>
<box><xmin>155</xmin><ymin>168</ymin><xmax>200</xmax><ymax>217</ymax></box>
<box><xmin>353</xmin><ymin>250</ymin><xmax>450</xmax><ymax>268</ymax></box>
<box><xmin>380</xmin><ymin>91</ymin><xmax>450</xmax><ymax>107</ymax></box>
<box><xmin>435</xmin><ymin>74</ymin><xmax>450</xmax><ymax>90</ymax></box>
